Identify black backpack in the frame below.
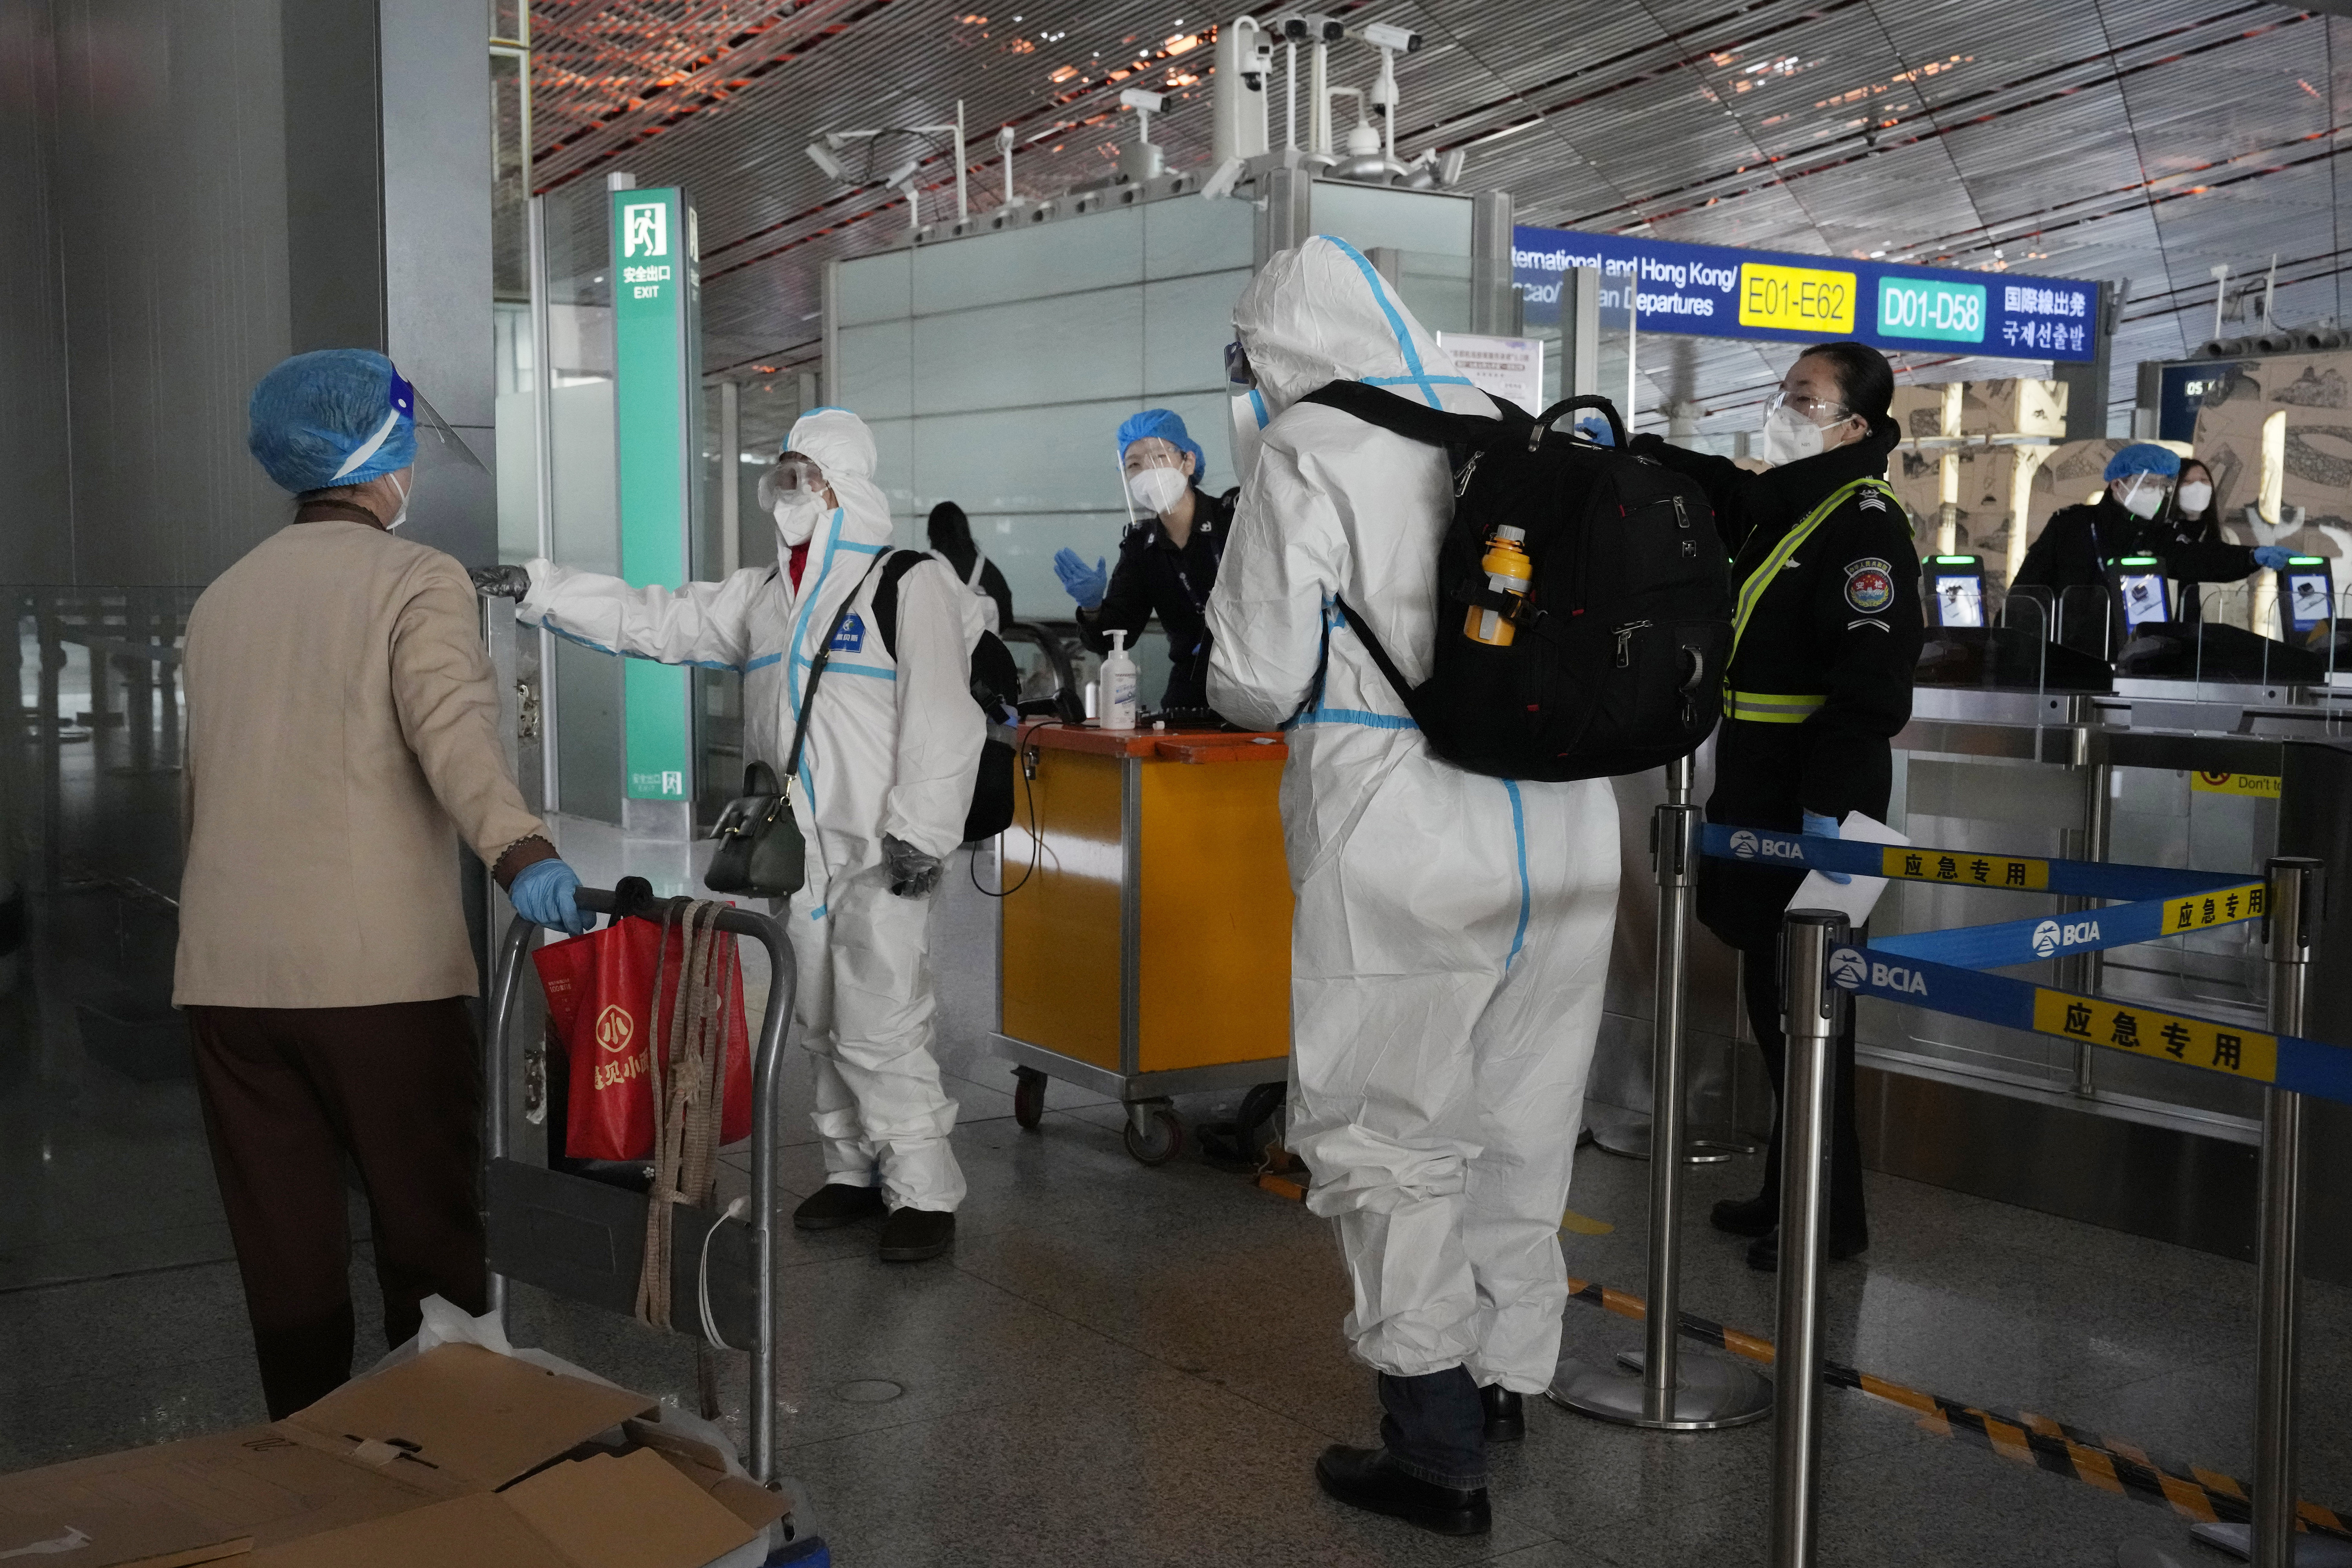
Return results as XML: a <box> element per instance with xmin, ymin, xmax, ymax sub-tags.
<box><xmin>872</xmin><ymin>550</ymin><xmax>1021</xmax><ymax>841</ymax></box>
<box><xmin>1301</xmin><ymin>384</ymin><xmax>1731</xmax><ymax>782</ymax></box>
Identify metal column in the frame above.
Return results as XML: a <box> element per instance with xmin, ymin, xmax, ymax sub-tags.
<box><xmin>1552</xmin><ymin>752</ymin><xmax>1772</xmax><ymax>1430</ymax></box>
<box><xmin>2176</xmin><ymin>858</ymin><xmax>2336</xmax><ymax>1568</ymax></box>
<box><xmin>1770</xmin><ymin>909</ymin><xmax>1851</xmax><ymax>1568</ymax></box>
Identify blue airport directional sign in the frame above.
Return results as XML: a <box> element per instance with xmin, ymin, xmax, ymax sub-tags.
<box><xmin>1512</xmin><ymin>225</ymin><xmax>2095</xmax><ymax>361</ymax></box>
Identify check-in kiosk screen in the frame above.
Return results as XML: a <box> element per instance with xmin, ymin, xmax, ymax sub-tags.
<box><xmin>2116</xmin><ymin>569</ymin><xmax>2170</xmax><ymax>629</ymax></box>
<box><xmin>1933</xmin><ymin>574</ymin><xmax>1983</xmax><ymax>628</ymax></box>
<box><xmin>2285</xmin><ymin>563</ymin><xmax>2333</xmax><ymax>636</ymax></box>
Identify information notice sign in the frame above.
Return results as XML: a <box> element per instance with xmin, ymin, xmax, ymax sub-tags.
<box><xmin>611</xmin><ymin>186</ymin><xmax>703</xmax><ymax>804</ymax></box>
<box><xmin>1511</xmin><ymin>224</ymin><xmax>2094</xmax><ymax>362</ymax></box>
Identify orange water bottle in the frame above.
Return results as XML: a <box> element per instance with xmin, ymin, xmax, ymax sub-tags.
<box><xmin>1465</xmin><ymin>526</ymin><xmax>1533</xmax><ymax>647</ymax></box>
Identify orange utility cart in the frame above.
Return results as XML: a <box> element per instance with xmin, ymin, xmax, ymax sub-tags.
<box><xmin>991</xmin><ymin>719</ymin><xmax>1294</xmax><ymax>1165</ymax></box>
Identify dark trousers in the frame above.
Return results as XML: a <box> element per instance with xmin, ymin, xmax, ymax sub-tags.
<box><xmin>1740</xmin><ymin>946</ymin><xmax>1868</xmax><ymax>1240</ymax></box>
<box><xmin>187</xmin><ymin>998</ymin><xmax>487</xmax><ymax>1419</ymax></box>
<box><xmin>1379</xmin><ymin>1368</ymin><xmax>1486</xmax><ymax>1489</ymax></box>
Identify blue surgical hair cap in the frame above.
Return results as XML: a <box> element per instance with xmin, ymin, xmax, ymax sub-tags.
<box><xmin>248</xmin><ymin>349</ymin><xmax>417</xmax><ymax>494</ymax></box>
<box><xmin>1117</xmin><ymin>408</ymin><xmax>1206</xmax><ymax>475</ymax></box>
<box><xmin>2104</xmin><ymin>443</ymin><xmax>2182</xmax><ymax>483</ymax></box>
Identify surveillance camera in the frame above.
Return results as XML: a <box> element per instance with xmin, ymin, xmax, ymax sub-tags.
<box><xmin>1119</xmin><ymin>87</ymin><xmax>1165</xmax><ymax>113</ymax></box>
<box><xmin>1271</xmin><ymin>13</ymin><xmax>1308</xmax><ymax>40</ymax></box>
<box><xmin>1312</xmin><ymin>15</ymin><xmax>1345</xmax><ymax>42</ymax></box>
<box><xmin>805</xmin><ymin>143</ymin><xmax>846</xmax><ymax>181</ymax></box>
<box><xmin>1352</xmin><ymin>20</ymin><xmax>1420</xmax><ymax>51</ymax></box>
<box><xmin>996</xmin><ymin>125</ymin><xmax>1016</xmax><ymax>154</ymax></box>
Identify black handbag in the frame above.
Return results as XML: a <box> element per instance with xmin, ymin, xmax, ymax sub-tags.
<box><xmin>703</xmin><ymin>561</ymin><xmax>882</xmax><ymax>899</ymax></box>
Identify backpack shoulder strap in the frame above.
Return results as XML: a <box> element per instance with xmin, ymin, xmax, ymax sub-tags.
<box><xmin>1300</xmin><ymin>380</ymin><xmax>1503</xmax><ymax>448</ymax></box>
<box><xmin>1332</xmin><ymin>595</ymin><xmax>1423</xmax><ymax>721</ymax></box>
<box><xmin>872</xmin><ymin>548</ymin><xmax>929</xmax><ymax>661</ymax></box>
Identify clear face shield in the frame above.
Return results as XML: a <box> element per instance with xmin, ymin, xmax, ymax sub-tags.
<box><xmin>1120</xmin><ymin>437</ymin><xmax>1193</xmax><ymax>522</ymax></box>
<box><xmin>2116</xmin><ymin>471</ymin><xmax>2175</xmax><ymax>520</ymax></box>
<box><xmin>368</xmin><ymin>371</ymin><xmax>483</xmax><ymax>528</ymax></box>
<box><xmin>1225</xmin><ymin>337</ymin><xmax>1268</xmax><ymax>490</ymax></box>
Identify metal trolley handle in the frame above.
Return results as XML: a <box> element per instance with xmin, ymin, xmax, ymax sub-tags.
<box><xmin>483</xmin><ymin>877</ymin><xmax>798</xmax><ymax>1487</ymax></box>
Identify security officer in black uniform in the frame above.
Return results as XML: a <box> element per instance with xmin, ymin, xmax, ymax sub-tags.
<box><xmin>1052</xmin><ymin>409</ymin><xmax>1234</xmax><ymax>714</ymax></box>
<box><xmin>1630</xmin><ymin>339</ymin><xmax>1919</xmax><ymax>1271</ymax></box>
<box><xmin>2013</xmin><ymin>445</ymin><xmax>2294</xmax><ymax>647</ymax></box>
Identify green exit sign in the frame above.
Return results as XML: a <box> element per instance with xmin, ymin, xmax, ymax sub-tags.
<box><xmin>1876</xmin><ymin>275</ymin><xmax>1986</xmax><ymax>344</ymax></box>
<box><xmin>611</xmin><ymin>185</ymin><xmax>702</xmax><ymax>803</ymax></box>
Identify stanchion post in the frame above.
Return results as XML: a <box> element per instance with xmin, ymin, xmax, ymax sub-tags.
<box><xmin>1641</xmin><ymin>781</ymin><xmax>1700</xmax><ymax>1420</ymax></box>
<box><xmin>1772</xmin><ymin>909</ymin><xmax>1850</xmax><ymax>1568</ymax></box>
<box><xmin>2254</xmin><ymin>858</ymin><xmax>2322</xmax><ymax>1567</ymax></box>
<box><xmin>1549</xmin><ymin>752</ymin><xmax>1769</xmax><ymax>1430</ymax></box>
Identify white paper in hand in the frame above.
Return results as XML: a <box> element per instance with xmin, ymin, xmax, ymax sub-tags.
<box><xmin>1786</xmin><ymin>812</ymin><xmax>1910</xmax><ymax>926</ymax></box>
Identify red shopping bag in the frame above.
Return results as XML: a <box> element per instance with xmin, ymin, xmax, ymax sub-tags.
<box><xmin>533</xmin><ymin>914</ymin><xmax>754</xmax><ymax>1162</ymax></box>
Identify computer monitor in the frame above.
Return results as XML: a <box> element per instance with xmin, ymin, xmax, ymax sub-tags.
<box><xmin>1924</xmin><ymin>555</ymin><xmax>1985</xmax><ymax>628</ymax></box>
<box><xmin>2111</xmin><ymin>556</ymin><xmax>2171</xmax><ymax>631</ymax></box>
<box><xmin>2281</xmin><ymin>555</ymin><xmax>2334</xmax><ymax>642</ymax></box>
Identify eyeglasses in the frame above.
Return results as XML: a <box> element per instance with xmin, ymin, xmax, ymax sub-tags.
<box><xmin>1764</xmin><ymin>389</ymin><xmax>1848</xmax><ymax>422</ymax></box>
<box><xmin>1225</xmin><ymin>339</ymin><xmax>1257</xmax><ymax>393</ymax></box>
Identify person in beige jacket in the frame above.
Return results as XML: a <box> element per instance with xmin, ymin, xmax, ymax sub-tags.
<box><xmin>176</xmin><ymin>348</ymin><xmax>591</xmax><ymax>1418</ymax></box>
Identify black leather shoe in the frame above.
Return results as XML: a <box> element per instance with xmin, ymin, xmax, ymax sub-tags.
<box><xmin>1480</xmin><ymin>1386</ymin><xmax>1524</xmax><ymax>1443</ymax></box>
<box><xmin>792</xmin><ymin>1183</ymin><xmax>885</xmax><ymax>1231</ymax></box>
<box><xmin>1314</xmin><ymin>1445</ymin><xmax>1490</xmax><ymax>1536</ymax></box>
<box><xmin>878</xmin><ymin>1206</ymin><xmax>956</xmax><ymax>1262</ymax></box>
<box><xmin>1710</xmin><ymin>1191</ymin><xmax>1776</xmax><ymax>1238</ymax></box>
<box><xmin>1746</xmin><ymin>1225</ymin><xmax>1869</xmax><ymax>1272</ymax></box>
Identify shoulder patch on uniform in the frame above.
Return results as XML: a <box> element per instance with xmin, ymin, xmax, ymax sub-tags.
<box><xmin>1843</xmin><ymin>557</ymin><xmax>1895</xmax><ymax>613</ymax></box>
<box><xmin>1859</xmin><ymin>493</ymin><xmax>1888</xmax><ymax>511</ymax></box>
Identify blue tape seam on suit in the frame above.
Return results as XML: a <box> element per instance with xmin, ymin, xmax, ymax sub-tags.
<box><xmin>1826</xmin><ymin>946</ymin><xmax>2352</xmax><ymax>1106</ymax></box>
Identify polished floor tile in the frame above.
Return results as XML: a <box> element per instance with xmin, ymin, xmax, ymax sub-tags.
<box><xmin>12</xmin><ymin>833</ymin><xmax>2352</xmax><ymax>1567</ymax></box>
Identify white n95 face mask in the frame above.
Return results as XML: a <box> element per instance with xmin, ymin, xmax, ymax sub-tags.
<box><xmin>1759</xmin><ymin>404</ymin><xmax>1826</xmax><ymax>466</ymax></box>
<box><xmin>773</xmin><ymin>493</ymin><xmax>824</xmax><ymax>548</ymax></box>
<box><xmin>2118</xmin><ymin>477</ymin><xmax>2167</xmax><ymax>520</ymax></box>
<box><xmin>2176</xmin><ymin>481</ymin><xmax>2212</xmax><ymax>515</ymax></box>
<box><xmin>1126</xmin><ymin>466</ymin><xmax>1188</xmax><ymax>516</ymax></box>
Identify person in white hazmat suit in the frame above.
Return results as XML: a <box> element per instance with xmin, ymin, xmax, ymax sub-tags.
<box><xmin>506</xmin><ymin>408</ymin><xmax>983</xmax><ymax>1263</ymax></box>
<box><xmin>1205</xmin><ymin>238</ymin><xmax>1620</xmax><ymax>1536</ymax></box>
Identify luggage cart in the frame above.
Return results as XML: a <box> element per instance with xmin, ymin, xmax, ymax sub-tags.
<box><xmin>482</xmin><ymin>879</ymin><xmax>797</xmax><ymax>1486</ymax></box>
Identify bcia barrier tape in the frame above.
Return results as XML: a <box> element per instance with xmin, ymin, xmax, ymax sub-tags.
<box><xmin>1700</xmin><ymin>824</ymin><xmax>2244</xmax><ymax>902</ymax></box>
<box><xmin>1871</xmin><ymin>881</ymin><xmax>2267</xmax><ymax>970</ymax></box>
<box><xmin>1826</xmin><ymin>946</ymin><xmax>2352</xmax><ymax>1105</ymax></box>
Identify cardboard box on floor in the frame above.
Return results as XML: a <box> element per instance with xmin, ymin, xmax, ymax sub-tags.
<box><xmin>0</xmin><ymin>1343</ymin><xmax>786</xmax><ymax>1568</ymax></box>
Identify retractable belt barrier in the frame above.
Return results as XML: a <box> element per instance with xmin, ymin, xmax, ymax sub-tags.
<box><xmin>1702</xmin><ymin>816</ymin><xmax>2336</xmax><ymax>1568</ymax></box>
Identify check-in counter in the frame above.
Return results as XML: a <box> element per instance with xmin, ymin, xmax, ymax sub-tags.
<box><xmin>989</xmin><ymin>720</ymin><xmax>1293</xmax><ymax>1165</ymax></box>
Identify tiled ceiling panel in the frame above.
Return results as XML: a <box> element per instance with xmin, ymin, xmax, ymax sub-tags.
<box><xmin>524</xmin><ymin>0</ymin><xmax>2350</xmax><ymax>413</ymax></box>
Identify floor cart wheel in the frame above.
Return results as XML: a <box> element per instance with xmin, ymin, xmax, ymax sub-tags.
<box><xmin>1012</xmin><ymin>1066</ymin><xmax>1047</xmax><ymax>1130</ymax></box>
<box><xmin>1122</xmin><ymin>1100</ymin><xmax>1184</xmax><ymax>1166</ymax></box>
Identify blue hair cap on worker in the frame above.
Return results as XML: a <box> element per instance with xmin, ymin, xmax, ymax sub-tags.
<box><xmin>1117</xmin><ymin>408</ymin><xmax>1206</xmax><ymax>475</ymax></box>
<box><xmin>248</xmin><ymin>349</ymin><xmax>417</xmax><ymax>493</ymax></box>
<box><xmin>2104</xmin><ymin>443</ymin><xmax>2181</xmax><ymax>483</ymax></box>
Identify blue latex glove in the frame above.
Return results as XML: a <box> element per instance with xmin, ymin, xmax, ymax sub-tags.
<box><xmin>2253</xmin><ymin>546</ymin><xmax>2295</xmax><ymax>571</ymax></box>
<box><xmin>1053</xmin><ymin>547</ymin><xmax>1108</xmax><ymax>610</ymax></box>
<box><xmin>1800</xmin><ymin>810</ymin><xmax>1851</xmax><ymax>885</ymax></box>
<box><xmin>509</xmin><ymin>857</ymin><xmax>593</xmax><ymax>935</ymax></box>
<box><xmin>1575</xmin><ymin>415</ymin><xmax>1613</xmax><ymax>447</ymax></box>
